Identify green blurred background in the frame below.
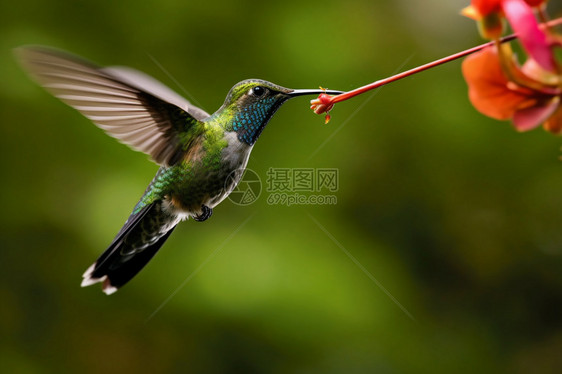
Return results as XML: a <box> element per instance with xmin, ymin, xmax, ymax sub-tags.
<box><xmin>2</xmin><ymin>0</ymin><xmax>562</xmax><ymax>373</ymax></box>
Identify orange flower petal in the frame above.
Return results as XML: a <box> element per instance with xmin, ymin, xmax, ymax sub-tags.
<box><xmin>461</xmin><ymin>5</ymin><xmax>481</xmax><ymax>20</ymax></box>
<box><xmin>462</xmin><ymin>46</ymin><xmax>534</xmax><ymax>119</ymax></box>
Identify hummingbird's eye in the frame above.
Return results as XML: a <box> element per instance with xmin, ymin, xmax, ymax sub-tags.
<box><xmin>250</xmin><ymin>86</ymin><xmax>267</xmax><ymax>97</ymax></box>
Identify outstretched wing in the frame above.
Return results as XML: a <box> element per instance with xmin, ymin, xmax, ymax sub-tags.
<box><xmin>15</xmin><ymin>46</ymin><xmax>210</xmax><ymax>167</ymax></box>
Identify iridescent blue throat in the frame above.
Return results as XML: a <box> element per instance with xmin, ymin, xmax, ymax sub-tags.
<box><xmin>231</xmin><ymin>97</ymin><xmax>286</xmax><ymax>145</ymax></box>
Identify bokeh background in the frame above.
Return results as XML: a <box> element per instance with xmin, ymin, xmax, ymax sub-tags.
<box><xmin>2</xmin><ymin>0</ymin><xmax>562</xmax><ymax>373</ymax></box>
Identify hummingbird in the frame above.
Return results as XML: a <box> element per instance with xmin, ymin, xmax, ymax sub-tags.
<box><xmin>16</xmin><ymin>46</ymin><xmax>343</xmax><ymax>295</ymax></box>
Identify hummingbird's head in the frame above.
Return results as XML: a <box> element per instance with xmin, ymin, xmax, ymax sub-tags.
<box><xmin>220</xmin><ymin>79</ymin><xmax>342</xmax><ymax>145</ymax></box>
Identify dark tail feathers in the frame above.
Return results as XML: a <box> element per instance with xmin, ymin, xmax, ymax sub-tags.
<box><xmin>81</xmin><ymin>202</ymin><xmax>178</xmax><ymax>295</ymax></box>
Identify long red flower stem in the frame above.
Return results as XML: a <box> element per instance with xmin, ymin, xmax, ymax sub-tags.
<box><xmin>329</xmin><ymin>16</ymin><xmax>562</xmax><ymax>105</ymax></box>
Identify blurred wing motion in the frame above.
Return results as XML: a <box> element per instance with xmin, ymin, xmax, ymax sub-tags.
<box><xmin>15</xmin><ymin>46</ymin><xmax>209</xmax><ymax>167</ymax></box>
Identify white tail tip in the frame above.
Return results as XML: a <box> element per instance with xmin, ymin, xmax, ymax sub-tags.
<box><xmin>81</xmin><ymin>263</ymin><xmax>118</xmax><ymax>295</ymax></box>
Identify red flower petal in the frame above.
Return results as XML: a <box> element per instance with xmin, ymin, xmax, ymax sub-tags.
<box><xmin>471</xmin><ymin>0</ymin><xmax>503</xmax><ymax>16</ymax></box>
<box><xmin>310</xmin><ymin>93</ymin><xmax>335</xmax><ymax>115</ymax></box>
<box><xmin>524</xmin><ymin>0</ymin><xmax>547</xmax><ymax>7</ymax></box>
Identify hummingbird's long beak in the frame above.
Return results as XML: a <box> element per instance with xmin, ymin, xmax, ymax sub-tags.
<box><xmin>288</xmin><ymin>88</ymin><xmax>344</xmax><ymax>97</ymax></box>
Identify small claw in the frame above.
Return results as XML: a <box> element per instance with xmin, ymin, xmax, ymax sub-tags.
<box><xmin>193</xmin><ymin>205</ymin><xmax>213</xmax><ymax>222</ymax></box>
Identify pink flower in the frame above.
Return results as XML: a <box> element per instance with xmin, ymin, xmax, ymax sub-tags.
<box><xmin>502</xmin><ymin>0</ymin><xmax>556</xmax><ymax>72</ymax></box>
<box><xmin>460</xmin><ymin>0</ymin><xmax>561</xmax><ymax>132</ymax></box>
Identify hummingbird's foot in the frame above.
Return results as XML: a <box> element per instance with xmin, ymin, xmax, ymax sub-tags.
<box><xmin>192</xmin><ymin>205</ymin><xmax>213</xmax><ymax>222</ymax></box>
